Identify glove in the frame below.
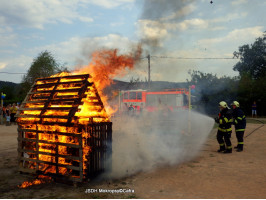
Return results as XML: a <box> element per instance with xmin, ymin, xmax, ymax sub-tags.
<box><xmin>214</xmin><ymin>117</ymin><xmax>219</xmax><ymax>123</ymax></box>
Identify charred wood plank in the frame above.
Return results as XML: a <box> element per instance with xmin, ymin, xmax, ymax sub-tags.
<box><xmin>18</xmin><ymin>137</ymin><xmax>80</xmax><ymax>148</ymax></box>
<box><xmin>18</xmin><ymin>128</ymin><xmax>82</xmax><ymax>138</ymax></box>
<box><xmin>16</xmin><ymin>114</ymin><xmax>71</xmax><ymax>119</ymax></box>
<box><xmin>36</xmin><ymin>74</ymin><xmax>91</xmax><ymax>82</ymax></box>
<box><xmin>17</xmin><ymin>121</ymin><xmax>76</xmax><ymax>127</ymax></box>
<box><xmin>23</xmin><ymin>98</ymin><xmax>85</xmax><ymax>104</ymax></box>
<box><xmin>18</xmin><ymin>148</ymin><xmax>81</xmax><ymax>160</ymax></box>
<box><xmin>19</xmin><ymin>157</ymin><xmax>80</xmax><ymax>171</ymax></box>
<box><xmin>29</xmin><ymin>88</ymin><xmax>89</xmax><ymax>94</ymax></box>
<box><xmin>33</xmin><ymin>80</ymin><xmax>91</xmax><ymax>88</ymax></box>
<box><xmin>40</xmin><ymin>172</ymin><xmax>83</xmax><ymax>182</ymax></box>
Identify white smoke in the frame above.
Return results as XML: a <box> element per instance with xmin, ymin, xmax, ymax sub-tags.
<box><xmin>103</xmin><ymin>110</ymin><xmax>214</xmax><ymax>179</ymax></box>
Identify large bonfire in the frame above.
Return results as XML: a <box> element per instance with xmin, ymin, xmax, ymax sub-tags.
<box><xmin>17</xmin><ymin>47</ymin><xmax>141</xmax><ymax>188</ymax></box>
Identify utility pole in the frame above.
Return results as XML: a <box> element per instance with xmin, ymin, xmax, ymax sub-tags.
<box><xmin>147</xmin><ymin>54</ymin><xmax>150</xmax><ymax>90</ymax></box>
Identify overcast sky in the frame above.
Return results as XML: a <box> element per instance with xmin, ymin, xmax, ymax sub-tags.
<box><xmin>0</xmin><ymin>0</ymin><xmax>265</xmax><ymax>83</ymax></box>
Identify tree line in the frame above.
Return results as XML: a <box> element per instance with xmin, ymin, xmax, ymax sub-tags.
<box><xmin>189</xmin><ymin>32</ymin><xmax>266</xmax><ymax>116</ymax></box>
<box><xmin>0</xmin><ymin>32</ymin><xmax>265</xmax><ymax>116</ymax></box>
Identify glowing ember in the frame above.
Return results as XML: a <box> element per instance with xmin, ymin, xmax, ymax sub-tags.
<box><xmin>18</xmin><ymin>175</ymin><xmax>52</xmax><ymax>188</ymax></box>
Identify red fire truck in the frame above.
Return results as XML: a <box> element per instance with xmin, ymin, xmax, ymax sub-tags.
<box><xmin>119</xmin><ymin>88</ymin><xmax>189</xmax><ymax>113</ymax></box>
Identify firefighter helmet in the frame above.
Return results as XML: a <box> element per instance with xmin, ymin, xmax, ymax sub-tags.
<box><xmin>219</xmin><ymin>101</ymin><xmax>229</xmax><ymax>109</ymax></box>
<box><xmin>231</xmin><ymin>101</ymin><xmax>240</xmax><ymax>107</ymax></box>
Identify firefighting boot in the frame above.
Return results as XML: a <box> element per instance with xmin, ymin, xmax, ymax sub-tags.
<box><xmin>223</xmin><ymin>148</ymin><xmax>232</xmax><ymax>154</ymax></box>
<box><xmin>217</xmin><ymin>145</ymin><xmax>225</xmax><ymax>153</ymax></box>
<box><xmin>234</xmin><ymin>145</ymin><xmax>239</xmax><ymax>149</ymax></box>
<box><xmin>237</xmin><ymin>144</ymin><xmax>243</xmax><ymax>152</ymax></box>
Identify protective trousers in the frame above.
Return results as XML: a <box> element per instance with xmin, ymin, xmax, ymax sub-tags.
<box><xmin>236</xmin><ymin>131</ymin><xmax>244</xmax><ymax>150</ymax></box>
<box><xmin>217</xmin><ymin>130</ymin><xmax>232</xmax><ymax>151</ymax></box>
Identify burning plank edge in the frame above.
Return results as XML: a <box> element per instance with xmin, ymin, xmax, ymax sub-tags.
<box><xmin>17</xmin><ymin>122</ymin><xmax>112</xmax><ymax>184</ymax></box>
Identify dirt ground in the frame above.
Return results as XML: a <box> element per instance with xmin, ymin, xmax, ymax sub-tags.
<box><xmin>0</xmin><ymin>119</ymin><xmax>266</xmax><ymax>199</ymax></box>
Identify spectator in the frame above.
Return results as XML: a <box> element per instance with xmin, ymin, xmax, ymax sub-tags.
<box><xmin>252</xmin><ymin>101</ymin><xmax>257</xmax><ymax>118</ymax></box>
<box><xmin>0</xmin><ymin>105</ymin><xmax>3</xmax><ymax>125</ymax></box>
<box><xmin>5</xmin><ymin>104</ymin><xmax>11</xmax><ymax>126</ymax></box>
<box><xmin>2</xmin><ymin>106</ymin><xmax>6</xmax><ymax>118</ymax></box>
<box><xmin>128</xmin><ymin>104</ymin><xmax>135</xmax><ymax>116</ymax></box>
<box><xmin>10</xmin><ymin>103</ymin><xmax>18</xmax><ymax>125</ymax></box>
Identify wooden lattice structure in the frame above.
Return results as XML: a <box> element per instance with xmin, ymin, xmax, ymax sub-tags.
<box><xmin>16</xmin><ymin>74</ymin><xmax>112</xmax><ymax>183</ymax></box>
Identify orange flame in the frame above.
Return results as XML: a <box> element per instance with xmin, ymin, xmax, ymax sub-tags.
<box><xmin>74</xmin><ymin>47</ymin><xmax>142</xmax><ymax>116</ymax></box>
<box><xmin>18</xmin><ymin>175</ymin><xmax>52</xmax><ymax>188</ymax></box>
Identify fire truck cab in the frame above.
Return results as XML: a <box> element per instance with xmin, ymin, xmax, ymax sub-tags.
<box><xmin>120</xmin><ymin>88</ymin><xmax>189</xmax><ymax>113</ymax></box>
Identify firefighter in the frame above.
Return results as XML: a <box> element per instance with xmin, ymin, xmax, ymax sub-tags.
<box><xmin>128</xmin><ymin>104</ymin><xmax>135</xmax><ymax>116</ymax></box>
<box><xmin>215</xmin><ymin>101</ymin><xmax>233</xmax><ymax>153</ymax></box>
<box><xmin>231</xmin><ymin>101</ymin><xmax>246</xmax><ymax>152</ymax></box>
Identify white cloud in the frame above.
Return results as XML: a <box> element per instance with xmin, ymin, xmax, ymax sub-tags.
<box><xmin>0</xmin><ymin>26</ymin><xmax>17</xmax><ymax>47</ymax></box>
<box><xmin>78</xmin><ymin>16</ymin><xmax>94</xmax><ymax>23</ymax></box>
<box><xmin>0</xmin><ymin>0</ymin><xmax>94</xmax><ymax>29</ymax></box>
<box><xmin>0</xmin><ymin>33</ymin><xmax>139</xmax><ymax>82</ymax></box>
<box><xmin>29</xmin><ymin>34</ymin><xmax>137</xmax><ymax>71</ymax></box>
<box><xmin>80</xmin><ymin>0</ymin><xmax>134</xmax><ymax>9</ymax></box>
<box><xmin>0</xmin><ymin>62</ymin><xmax>7</xmax><ymax>70</ymax></box>
<box><xmin>198</xmin><ymin>26</ymin><xmax>264</xmax><ymax>46</ymax></box>
<box><xmin>0</xmin><ymin>0</ymin><xmax>135</xmax><ymax>30</ymax></box>
<box><xmin>137</xmin><ymin>20</ymin><xmax>170</xmax><ymax>42</ymax></box>
<box><xmin>177</xmin><ymin>18</ymin><xmax>208</xmax><ymax>31</ymax></box>
<box><xmin>0</xmin><ymin>55</ymin><xmax>33</xmax><ymax>83</ymax></box>
<box><xmin>231</xmin><ymin>0</ymin><xmax>248</xmax><ymax>6</ymax></box>
<box><xmin>210</xmin><ymin>13</ymin><xmax>247</xmax><ymax>23</ymax></box>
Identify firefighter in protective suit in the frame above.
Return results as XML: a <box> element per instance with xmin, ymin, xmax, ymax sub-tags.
<box><xmin>231</xmin><ymin>101</ymin><xmax>246</xmax><ymax>152</ymax></box>
<box><xmin>215</xmin><ymin>101</ymin><xmax>233</xmax><ymax>153</ymax></box>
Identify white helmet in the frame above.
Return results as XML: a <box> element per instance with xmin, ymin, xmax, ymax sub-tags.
<box><xmin>231</xmin><ymin>101</ymin><xmax>240</xmax><ymax>107</ymax></box>
<box><xmin>219</xmin><ymin>101</ymin><xmax>229</xmax><ymax>109</ymax></box>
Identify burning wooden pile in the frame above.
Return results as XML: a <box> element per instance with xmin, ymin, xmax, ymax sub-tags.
<box><xmin>16</xmin><ymin>73</ymin><xmax>112</xmax><ymax>183</ymax></box>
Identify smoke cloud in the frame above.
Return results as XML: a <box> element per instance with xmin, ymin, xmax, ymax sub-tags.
<box><xmin>137</xmin><ymin>0</ymin><xmax>195</xmax><ymax>53</ymax></box>
<box><xmin>103</xmin><ymin>110</ymin><xmax>214</xmax><ymax>179</ymax></box>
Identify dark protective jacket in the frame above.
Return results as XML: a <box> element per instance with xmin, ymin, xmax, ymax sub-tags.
<box><xmin>232</xmin><ymin>107</ymin><xmax>246</xmax><ymax>131</ymax></box>
<box><xmin>215</xmin><ymin>108</ymin><xmax>233</xmax><ymax>133</ymax></box>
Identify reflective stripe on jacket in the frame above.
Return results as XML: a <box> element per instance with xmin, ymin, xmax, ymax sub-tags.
<box><xmin>217</xmin><ymin>108</ymin><xmax>232</xmax><ymax>133</ymax></box>
<box><xmin>232</xmin><ymin>107</ymin><xmax>246</xmax><ymax>131</ymax></box>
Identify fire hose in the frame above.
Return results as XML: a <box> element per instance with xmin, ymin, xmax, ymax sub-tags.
<box><xmin>245</xmin><ymin>118</ymin><xmax>265</xmax><ymax>138</ymax></box>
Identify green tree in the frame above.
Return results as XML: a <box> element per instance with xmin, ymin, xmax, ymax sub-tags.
<box><xmin>188</xmin><ymin>70</ymin><xmax>238</xmax><ymax>115</ymax></box>
<box><xmin>233</xmin><ymin>32</ymin><xmax>266</xmax><ymax>115</ymax></box>
<box><xmin>22</xmin><ymin>51</ymin><xmax>67</xmax><ymax>85</ymax></box>
<box><xmin>20</xmin><ymin>51</ymin><xmax>68</xmax><ymax>98</ymax></box>
<box><xmin>233</xmin><ymin>32</ymin><xmax>266</xmax><ymax>80</ymax></box>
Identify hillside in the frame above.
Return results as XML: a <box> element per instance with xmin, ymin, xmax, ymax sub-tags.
<box><xmin>0</xmin><ymin>81</ymin><xmax>18</xmax><ymax>90</ymax></box>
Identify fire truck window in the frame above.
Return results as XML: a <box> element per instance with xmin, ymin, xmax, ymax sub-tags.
<box><xmin>124</xmin><ymin>92</ymin><xmax>128</xmax><ymax>99</ymax></box>
<box><xmin>137</xmin><ymin>92</ymin><xmax>142</xmax><ymax>100</ymax></box>
<box><xmin>129</xmin><ymin>92</ymin><xmax>136</xmax><ymax>99</ymax></box>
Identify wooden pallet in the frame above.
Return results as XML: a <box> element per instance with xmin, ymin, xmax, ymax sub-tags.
<box><xmin>16</xmin><ymin>74</ymin><xmax>112</xmax><ymax>183</ymax></box>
